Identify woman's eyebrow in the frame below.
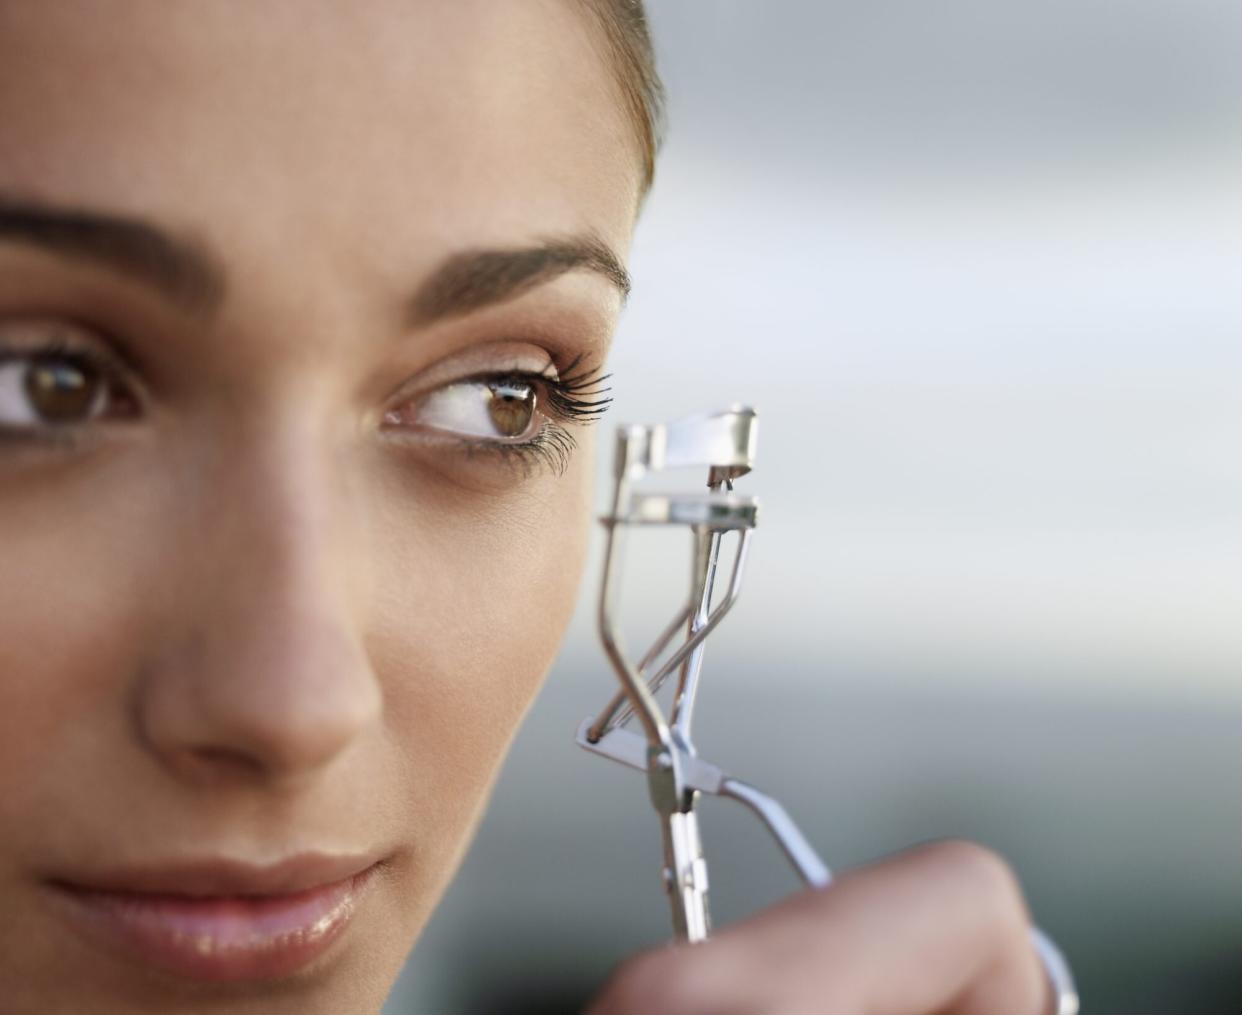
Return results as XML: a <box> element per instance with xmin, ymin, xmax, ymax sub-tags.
<box><xmin>0</xmin><ymin>193</ymin><xmax>629</xmax><ymax>329</ymax></box>
<box><xmin>0</xmin><ymin>194</ymin><xmax>226</xmax><ymax>320</ymax></box>
<box><xmin>408</xmin><ymin>234</ymin><xmax>631</xmax><ymax>327</ymax></box>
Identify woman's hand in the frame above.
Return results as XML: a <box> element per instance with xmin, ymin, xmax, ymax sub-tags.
<box><xmin>586</xmin><ymin>840</ymin><xmax>1052</xmax><ymax>1015</ymax></box>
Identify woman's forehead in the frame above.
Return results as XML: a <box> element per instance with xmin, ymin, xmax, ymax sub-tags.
<box><xmin>0</xmin><ymin>0</ymin><xmax>641</xmax><ymax>273</ymax></box>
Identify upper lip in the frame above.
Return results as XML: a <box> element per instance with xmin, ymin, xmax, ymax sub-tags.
<box><xmin>48</xmin><ymin>851</ymin><xmax>384</xmax><ymax>899</ymax></box>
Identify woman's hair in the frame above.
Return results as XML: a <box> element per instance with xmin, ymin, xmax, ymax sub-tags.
<box><xmin>585</xmin><ymin>0</ymin><xmax>665</xmax><ymax>193</ymax></box>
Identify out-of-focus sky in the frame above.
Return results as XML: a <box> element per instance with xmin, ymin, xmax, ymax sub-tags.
<box><xmin>606</xmin><ymin>0</ymin><xmax>1241</xmax><ymax>701</ymax></box>
<box><xmin>386</xmin><ymin>3</ymin><xmax>1241</xmax><ymax>1012</ymax></box>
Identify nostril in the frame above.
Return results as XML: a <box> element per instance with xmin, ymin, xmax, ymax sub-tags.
<box><xmin>183</xmin><ymin>744</ymin><xmax>268</xmax><ymax>782</ymax></box>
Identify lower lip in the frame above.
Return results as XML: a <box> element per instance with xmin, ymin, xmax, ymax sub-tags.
<box><xmin>48</xmin><ymin>866</ymin><xmax>378</xmax><ymax>982</ymax></box>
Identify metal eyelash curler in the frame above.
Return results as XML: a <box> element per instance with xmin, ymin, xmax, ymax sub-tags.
<box><xmin>576</xmin><ymin>406</ymin><xmax>829</xmax><ymax>942</ymax></box>
<box><xmin>575</xmin><ymin>406</ymin><xmax>1080</xmax><ymax>1014</ymax></box>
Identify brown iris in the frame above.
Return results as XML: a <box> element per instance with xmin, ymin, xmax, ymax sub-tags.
<box><xmin>23</xmin><ymin>355</ymin><xmax>104</xmax><ymax>423</ymax></box>
<box><xmin>487</xmin><ymin>379</ymin><xmax>535</xmax><ymax>437</ymax></box>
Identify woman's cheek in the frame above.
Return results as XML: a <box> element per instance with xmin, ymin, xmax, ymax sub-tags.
<box><xmin>365</xmin><ymin>441</ymin><xmax>595</xmax><ymax>856</ymax></box>
<box><xmin>0</xmin><ymin>452</ymin><xmax>164</xmax><ymax>815</ymax></box>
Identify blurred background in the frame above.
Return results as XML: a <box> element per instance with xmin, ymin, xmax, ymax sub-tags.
<box><xmin>386</xmin><ymin>2</ymin><xmax>1241</xmax><ymax>1011</ymax></box>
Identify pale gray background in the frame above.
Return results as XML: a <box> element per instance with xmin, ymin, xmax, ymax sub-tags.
<box><xmin>386</xmin><ymin>2</ymin><xmax>1242</xmax><ymax>1011</ymax></box>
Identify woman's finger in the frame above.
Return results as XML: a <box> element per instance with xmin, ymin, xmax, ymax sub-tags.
<box><xmin>585</xmin><ymin>839</ymin><xmax>1051</xmax><ymax>1015</ymax></box>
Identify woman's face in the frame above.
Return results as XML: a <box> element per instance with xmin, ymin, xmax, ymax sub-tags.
<box><xmin>0</xmin><ymin>2</ymin><xmax>640</xmax><ymax>1011</ymax></box>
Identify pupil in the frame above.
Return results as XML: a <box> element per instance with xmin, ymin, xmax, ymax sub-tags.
<box><xmin>487</xmin><ymin>380</ymin><xmax>535</xmax><ymax>437</ymax></box>
<box><xmin>23</xmin><ymin>357</ymin><xmax>102</xmax><ymax>423</ymax></box>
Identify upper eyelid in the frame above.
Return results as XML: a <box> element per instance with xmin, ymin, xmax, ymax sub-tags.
<box><xmin>371</xmin><ymin>334</ymin><xmax>561</xmax><ymax>400</ymax></box>
<box><xmin>0</xmin><ymin>319</ymin><xmax>137</xmax><ymax>372</ymax></box>
<box><xmin>434</xmin><ymin>368</ymin><xmax>551</xmax><ymax>387</ymax></box>
<box><xmin>382</xmin><ymin>364</ymin><xmax>552</xmax><ymax>411</ymax></box>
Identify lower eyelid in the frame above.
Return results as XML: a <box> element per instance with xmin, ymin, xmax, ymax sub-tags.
<box><xmin>0</xmin><ymin>423</ymin><xmax>94</xmax><ymax>456</ymax></box>
<box><xmin>380</xmin><ymin>417</ymin><xmax>577</xmax><ymax>479</ymax></box>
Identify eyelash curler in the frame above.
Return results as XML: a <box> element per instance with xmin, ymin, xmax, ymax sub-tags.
<box><xmin>576</xmin><ymin>406</ymin><xmax>1080</xmax><ymax>1013</ymax></box>
<box><xmin>576</xmin><ymin>406</ymin><xmax>827</xmax><ymax>942</ymax></box>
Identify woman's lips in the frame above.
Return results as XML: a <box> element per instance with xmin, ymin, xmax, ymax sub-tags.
<box><xmin>46</xmin><ymin>855</ymin><xmax>381</xmax><ymax>982</ymax></box>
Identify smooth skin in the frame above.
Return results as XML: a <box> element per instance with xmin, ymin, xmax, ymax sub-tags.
<box><xmin>0</xmin><ymin>2</ymin><xmax>1052</xmax><ymax>1013</ymax></box>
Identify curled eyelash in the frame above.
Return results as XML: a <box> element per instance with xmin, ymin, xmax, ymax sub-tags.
<box><xmin>543</xmin><ymin>354</ymin><xmax>613</xmax><ymax>423</ymax></box>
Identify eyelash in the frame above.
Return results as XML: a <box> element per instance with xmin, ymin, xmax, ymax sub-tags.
<box><xmin>542</xmin><ymin>354</ymin><xmax>614</xmax><ymax>423</ymax></box>
<box><xmin>0</xmin><ymin>337</ymin><xmax>111</xmax><ymax>375</ymax></box>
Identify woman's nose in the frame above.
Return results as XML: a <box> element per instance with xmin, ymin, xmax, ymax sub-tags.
<box><xmin>134</xmin><ymin>426</ymin><xmax>382</xmax><ymax>789</ymax></box>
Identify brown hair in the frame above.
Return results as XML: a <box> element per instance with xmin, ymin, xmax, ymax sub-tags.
<box><xmin>581</xmin><ymin>0</ymin><xmax>665</xmax><ymax>195</ymax></box>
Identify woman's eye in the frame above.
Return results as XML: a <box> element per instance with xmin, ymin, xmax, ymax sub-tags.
<box><xmin>0</xmin><ymin>351</ymin><xmax>128</xmax><ymax>430</ymax></box>
<box><xmin>387</xmin><ymin>377</ymin><xmax>541</xmax><ymax>441</ymax></box>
